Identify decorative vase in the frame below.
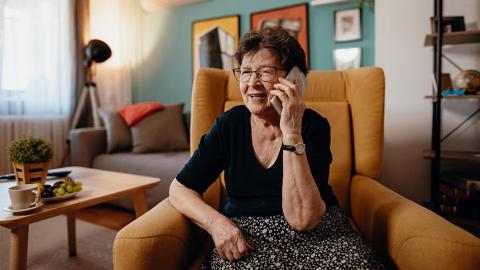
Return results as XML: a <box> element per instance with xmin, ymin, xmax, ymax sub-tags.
<box><xmin>12</xmin><ymin>161</ymin><xmax>49</xmax><ymax>185</ymax></box>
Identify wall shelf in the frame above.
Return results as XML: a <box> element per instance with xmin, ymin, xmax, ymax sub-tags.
<box><xmin>425</xmin><ymin>95</ymin><xmax>480</xmax><ymax>100</ymax></box>
<box><xmin>424</xmin><ymin>30</ymin><xmax>480</xmax><ymax>46</ymax></box>
<box><xmin>423</xmin><ymin>149</ymin><xmax>480</xmax><ymax>161</ymax></box>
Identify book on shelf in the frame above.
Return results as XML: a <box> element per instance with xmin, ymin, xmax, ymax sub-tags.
<box><xmin>439</xmin><ymin>183</ymin><xmax>480</xmax><ymax>201</ymax></box>
<box><xmin>439</xmin><ymin>181</ymin><xmax>480</xmax><ymax>219</ymax></box>
<box><xmin>439</xmin><ymin>204</ymin><xmax>457</xmax><ymax>216</ymax></box>
<box><xmin>439</xmin><ymin>201</ymin><xmax>480</xmax><ymax>219</ymax></box>
<box><xmin>440</xmin><ymin>172</ymin><xmax>480</xmax><ymax>191</ymax></box>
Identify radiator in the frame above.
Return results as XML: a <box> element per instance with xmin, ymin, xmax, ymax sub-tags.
<box><xmin>0</xmin><ymin>116</ymin><xmax>69</xmax><ymax>174</ymax></box>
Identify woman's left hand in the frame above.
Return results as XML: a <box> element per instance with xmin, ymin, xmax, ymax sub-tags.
<box><xmin>271</xmin><ymin>77</ymin><xmax>305</xmax><ymax>139</ymax></box>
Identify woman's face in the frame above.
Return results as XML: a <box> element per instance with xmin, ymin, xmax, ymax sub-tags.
<box><xmin>239</xmin><ymin>48</ymin><xmax>286</xmax><ymax>116</ymax></box>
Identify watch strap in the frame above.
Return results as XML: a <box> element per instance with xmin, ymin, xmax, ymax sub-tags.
<box><xmin>281</xmin><ymin>144</ymin><xmax>296</xmax><ymax>152</ymax></box>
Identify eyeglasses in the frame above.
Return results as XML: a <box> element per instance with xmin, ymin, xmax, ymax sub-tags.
<box><xmin>232</xmin><ymin>66</ymin><xmax>286</xmax><ymax>83</ymax></box>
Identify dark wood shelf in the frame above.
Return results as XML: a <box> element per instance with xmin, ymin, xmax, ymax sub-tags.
<box><xmin>423</xmin><ymin>149</ymin><xmax>480</xmax><ymax>161</ymax></box>
<box><xmin>424</xmin><ymin>30</ymin><xmax>480</xmax><ymax>46</ymax></box>
<box><xmin>425</xmin><ymin>95</ymin><xmax>480</xmax><ymax>100</ymax></box>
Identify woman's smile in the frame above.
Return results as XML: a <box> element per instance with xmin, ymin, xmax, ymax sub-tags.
<box><xmin>248</xmin><ymin>92</ymin><xmax>268</xmax><ymax>102</ymax></box>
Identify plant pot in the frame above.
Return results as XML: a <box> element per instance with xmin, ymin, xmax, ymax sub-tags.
<box><xmin>11</xmin><ymin>161</ymin><xmax>49</xmax><ymax>185</ymax></box>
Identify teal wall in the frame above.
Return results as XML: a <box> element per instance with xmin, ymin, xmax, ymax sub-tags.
<box><xmin>133</xmin><ymin>0</ymin><xmax>375</xmax><ymax>110</ymax></box>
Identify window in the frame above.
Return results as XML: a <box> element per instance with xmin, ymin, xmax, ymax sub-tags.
<box><xmin>0</xmin><ymin>0</ymin><xmax>74</xmax><ymax>116</ymax></box>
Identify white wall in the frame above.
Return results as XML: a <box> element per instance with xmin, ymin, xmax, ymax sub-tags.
<box><xmin>376</xmin><ymin>0</ymin><xmax>480</xmax><ymax>203</ymax></box>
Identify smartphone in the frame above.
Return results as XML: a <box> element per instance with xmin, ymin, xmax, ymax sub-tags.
<box><xmin>271</xmin><ymin>66</ymin><xmax>307</xmax><ymax>115</ymax></box>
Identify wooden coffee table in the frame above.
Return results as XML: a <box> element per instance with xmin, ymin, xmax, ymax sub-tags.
<box><xmin>0</xmin><ymin>166</ymin><xmax>160</xmax><ymax>270</ymax></box>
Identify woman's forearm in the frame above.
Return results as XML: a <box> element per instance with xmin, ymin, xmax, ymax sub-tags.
<box><xmin>281</xmin><ymin>135</ymin><xmax>326</xmax><ymax>231</ymax></box>
<box><xmin>169</xmin><ymin>179</ymin><xmax>226</xmax><ymax>233</ymax></box>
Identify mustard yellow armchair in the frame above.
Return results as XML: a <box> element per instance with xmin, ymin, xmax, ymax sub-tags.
<box><xmin>113</xmin><ymin>68</ymin><xmax>480</xmax><ymax>270</ymax></box>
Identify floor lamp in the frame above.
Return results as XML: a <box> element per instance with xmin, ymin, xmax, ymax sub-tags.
<box><xmin>70</xmin><ymin>39</ymin><xmax>111</xmax><ymax>129</ymax></box>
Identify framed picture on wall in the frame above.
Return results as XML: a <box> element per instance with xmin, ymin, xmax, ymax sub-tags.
<box><xmin>250</xmin><ymin>4</ymin><xmax>309</xmax><ymax>65</ymax></box>
<box><xmin>192</xmin><ymin>15</ymin><xmax>240</xmax><ymax>79</ymax></box>
<box><xmin>333</xmin><ymin>47</ymin><xmax>361</xmax><ymax>70</ymax></box>
<box><xmin>334</xmin><ymin>8</ymin><xmax>362</xmax><ymax>42</ymax></box>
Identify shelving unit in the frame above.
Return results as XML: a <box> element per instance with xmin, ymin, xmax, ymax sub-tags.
<box><xmin>423</xmin><ymin>150</ymin><xmax>480</xmax><ymax>161</ymax></box>
<box><xmin>424</xmin><ymin>30</ymin><xmax>480</xmax><ymax>46</ymax></box>
<box><xmin>424</xmin><ymin>0</ymin><xmax>480</xmax><ymax>235</ymax></box>
<box><xmin>425</xmin><ymin>95</ymin><xmax>480</xmax><ymax>100</ymax></box>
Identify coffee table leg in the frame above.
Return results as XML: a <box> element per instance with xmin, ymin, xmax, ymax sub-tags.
<box><xmin>67</xmin><ymin>212</ymin><xmax>76</xmax><ymax>256</ymax></box>
<box><xmin>10</xmin><ymin>225</ymin><xmax>28</xmax><ymax>270</ymax></box>
<box><xmin>132</xmin><ymin>190</ymin><xmax>149</xmax><ymax>218</ymax></box>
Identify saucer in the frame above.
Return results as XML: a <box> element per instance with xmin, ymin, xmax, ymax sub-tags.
<box><xmin>3</xmin><ymin>202</ymin><xmax>43</xmax><ymax>215</ymax></box>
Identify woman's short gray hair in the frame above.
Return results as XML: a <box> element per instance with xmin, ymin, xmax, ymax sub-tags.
<box><xmin>234</xmin><ymin>27</ymin><xmax>308</xmax><ymax>75</ymax></box>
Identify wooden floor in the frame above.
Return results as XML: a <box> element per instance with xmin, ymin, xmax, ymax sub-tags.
<box><xmin>75</xmin><ymin>204</ymin><xmax>136</xmax><ymax>231</ymax></box>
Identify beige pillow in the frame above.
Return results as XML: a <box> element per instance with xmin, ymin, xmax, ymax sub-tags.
<box><xmin>131</xmin><ymin>103</ymin><xmax>189</xmax><ymax>153</ymax></box>
<box><xmin>98</xmin><ymin>109</ymin><xmax>132</xmax><ymax>153</ymax></box>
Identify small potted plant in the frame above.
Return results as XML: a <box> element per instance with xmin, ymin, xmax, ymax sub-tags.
<box><xmin>8</xmin><ymin>136</ymin><xmax>54</xmax><ymax>185</ymax></box>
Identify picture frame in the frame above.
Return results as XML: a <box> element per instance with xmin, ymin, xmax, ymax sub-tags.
<box><xmin>333</xmin><ymin>47</ymin><xmax>361</xmax><ymax>71</ymax></box>
<box><xmin>430</xmin><ymin>16</ymin><xmax>465</xmax><ymax>34</ymax></box>
<box><xmin>192</xmin><ymin>15</ymin><xmax>240</xmax><ymax>79</ymax></box>
<box><xmin>334</xmin><ymin>8</ymin><xmax>362</xmax><ymax>42</ymax></box>
<box><xmin>250</xmin><ymin>4</ymin><xmax>309</xmax><ymax>65</ymax></box>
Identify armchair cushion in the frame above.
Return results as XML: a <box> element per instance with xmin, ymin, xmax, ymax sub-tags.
<box><xmin>118</xmin><ymin>101</ymin><xmax>165</xmax><ymax>126</ymax></box>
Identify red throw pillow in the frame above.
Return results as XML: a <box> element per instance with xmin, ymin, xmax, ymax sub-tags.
<box><xmin>118</xmin><ymin>102</ymin><xmax>165</xmax><ymax>126</ymax></box>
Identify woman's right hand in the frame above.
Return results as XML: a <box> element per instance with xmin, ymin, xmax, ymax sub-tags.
<box><xmin>208</xmin><ymin>216</ymin><xmax>254</xmax><ymax>261</ymax></box>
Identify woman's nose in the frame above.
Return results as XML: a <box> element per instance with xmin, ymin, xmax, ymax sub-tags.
<box><xmin>247</xmin><ymin>72</ymin><xmax>261</xmax><ymax>87</ymax></box>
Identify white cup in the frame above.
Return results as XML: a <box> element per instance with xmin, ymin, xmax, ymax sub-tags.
<box><xmin>8</xmin><ymin>184</ymin><xmax>40</xmax><ymax>210</ymax></box>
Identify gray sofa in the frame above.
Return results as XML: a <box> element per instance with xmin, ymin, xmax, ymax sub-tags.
<box><xmin>69</xmin><ymin>117</ymin><xmax>190</xmax><ymax>211</ymax></box>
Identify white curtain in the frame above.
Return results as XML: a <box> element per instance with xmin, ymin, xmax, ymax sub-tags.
<box><xmin>89</xmin><ymin>0</ymin><xmax>141</xmax><ymax>110</ymax></box>
<box><xmin>0</xmin><ymin>0</ymin><xmax>75</xmax><ymax>115</ymax></box>
<box><xmin>0</xmin><ymin>0</ymin><xmax>74</xmax><ymax>174</ymax></box>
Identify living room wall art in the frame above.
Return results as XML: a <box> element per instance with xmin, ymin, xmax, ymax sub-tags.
<box><xmin>333</xmin><ymin>47</ymin><xmax>361</xmax><ymax>70</ymax></box>
<box><xmin>334</xmin><ymin>8</ymin><xmax>362</xmax><ymax>42</ymax></box>
<box><xmin>192</xmin><ymin>15</ymin><xmax>240</xmax><ymax>78</ymax></box>
<box><xmin>250</xmin><ymin>4</ymin><xmax>309</xmax><ymax>65</ymax></box>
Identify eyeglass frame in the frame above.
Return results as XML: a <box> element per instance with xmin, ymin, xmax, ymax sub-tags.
<box><xmin>232</xmin><ymin>66</ymin><xmax>287</xmax><ymax>83</ymax></box>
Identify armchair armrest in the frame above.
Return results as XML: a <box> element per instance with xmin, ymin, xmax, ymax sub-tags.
<box><xmin>350</xmin><ymin>174</ymin><xmax>480</xmax><ymax>270</ymax></box>
<box><xmin>69</xmin><ymin>127</ymin><xmax>107</xmax><ymax>167</ymax></box>
<box><xmin>113</xmin><ymin>199</ymin><xmax>207</xmax><ymax>270</ymax></box>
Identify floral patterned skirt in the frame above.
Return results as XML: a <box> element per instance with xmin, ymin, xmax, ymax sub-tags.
<box><xmin>202</xmin><ymin>206</ymin><xmax>384</xmax><ymax>269</ymax></box>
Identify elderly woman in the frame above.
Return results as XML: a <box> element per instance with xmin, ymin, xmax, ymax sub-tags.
<box><xmin>170</xmin><ymin>27</ymin><xmax>383</xmax><ymax>269</ymax></box>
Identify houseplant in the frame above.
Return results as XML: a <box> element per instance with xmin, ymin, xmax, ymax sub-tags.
<box><xmin>8</xmin><ymin>136</ymin><xmax>54</xmax><ymax>185</ymax></box>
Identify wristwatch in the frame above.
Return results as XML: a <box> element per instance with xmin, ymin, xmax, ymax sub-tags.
<box><xmin>281</xmin><ymin>143</ymin><xmax>306</xmax><ymax>155</ymax></box>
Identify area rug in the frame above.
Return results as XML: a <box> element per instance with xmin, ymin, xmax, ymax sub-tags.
<box><xmin>0</xmin><ymin>215</ymin><xmax>116</xmax><ymax>270</ymax></box>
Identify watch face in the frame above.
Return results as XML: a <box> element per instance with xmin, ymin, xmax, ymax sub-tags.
<box><xmin>295</xmin><ymin>143</ymin><xmax>306</xmax><ymax>154</ymax></box>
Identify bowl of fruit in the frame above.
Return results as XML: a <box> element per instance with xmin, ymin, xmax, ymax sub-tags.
<box><xmin>39</xmin><ymin>177</ymin><xmax>83</xmax><ymax>202</ymax></box>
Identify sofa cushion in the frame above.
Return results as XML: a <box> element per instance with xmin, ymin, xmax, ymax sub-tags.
<box><xmin>118</xmin><ymin>101</ymin><xmax>165</xmax><ymax>127</ymax></box>
<box><xmin>98</xmin><ymin>109</ymin><xmax>132</xmax><ymax>153</ymax></box>
<box><xmin>131</xmin><ymin>103</ymin><xmax>189</xmax><ymax>153</ymax></box>
<box><xmin>92</xmin><ymin>151</ymin><xmax>191</xmax><ymax>210</ymax></box>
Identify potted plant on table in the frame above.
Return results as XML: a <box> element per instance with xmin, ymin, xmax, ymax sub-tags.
<box><xmin>8</xmin><ymin>136</ymin><xmax>53</xmax><ymax>185</ymax></box>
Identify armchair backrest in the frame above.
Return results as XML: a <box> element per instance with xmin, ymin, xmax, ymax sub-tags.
<box><xmin>190</xmin><ymin>67</ymin><xmax>385</xmax><ymax>211</ymax></box>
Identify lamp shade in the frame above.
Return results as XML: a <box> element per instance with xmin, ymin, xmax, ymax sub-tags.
<box><xmin>84</xmin><ymin>39</ymin><xmax>111</xmax><ymax>67</ymax></box>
